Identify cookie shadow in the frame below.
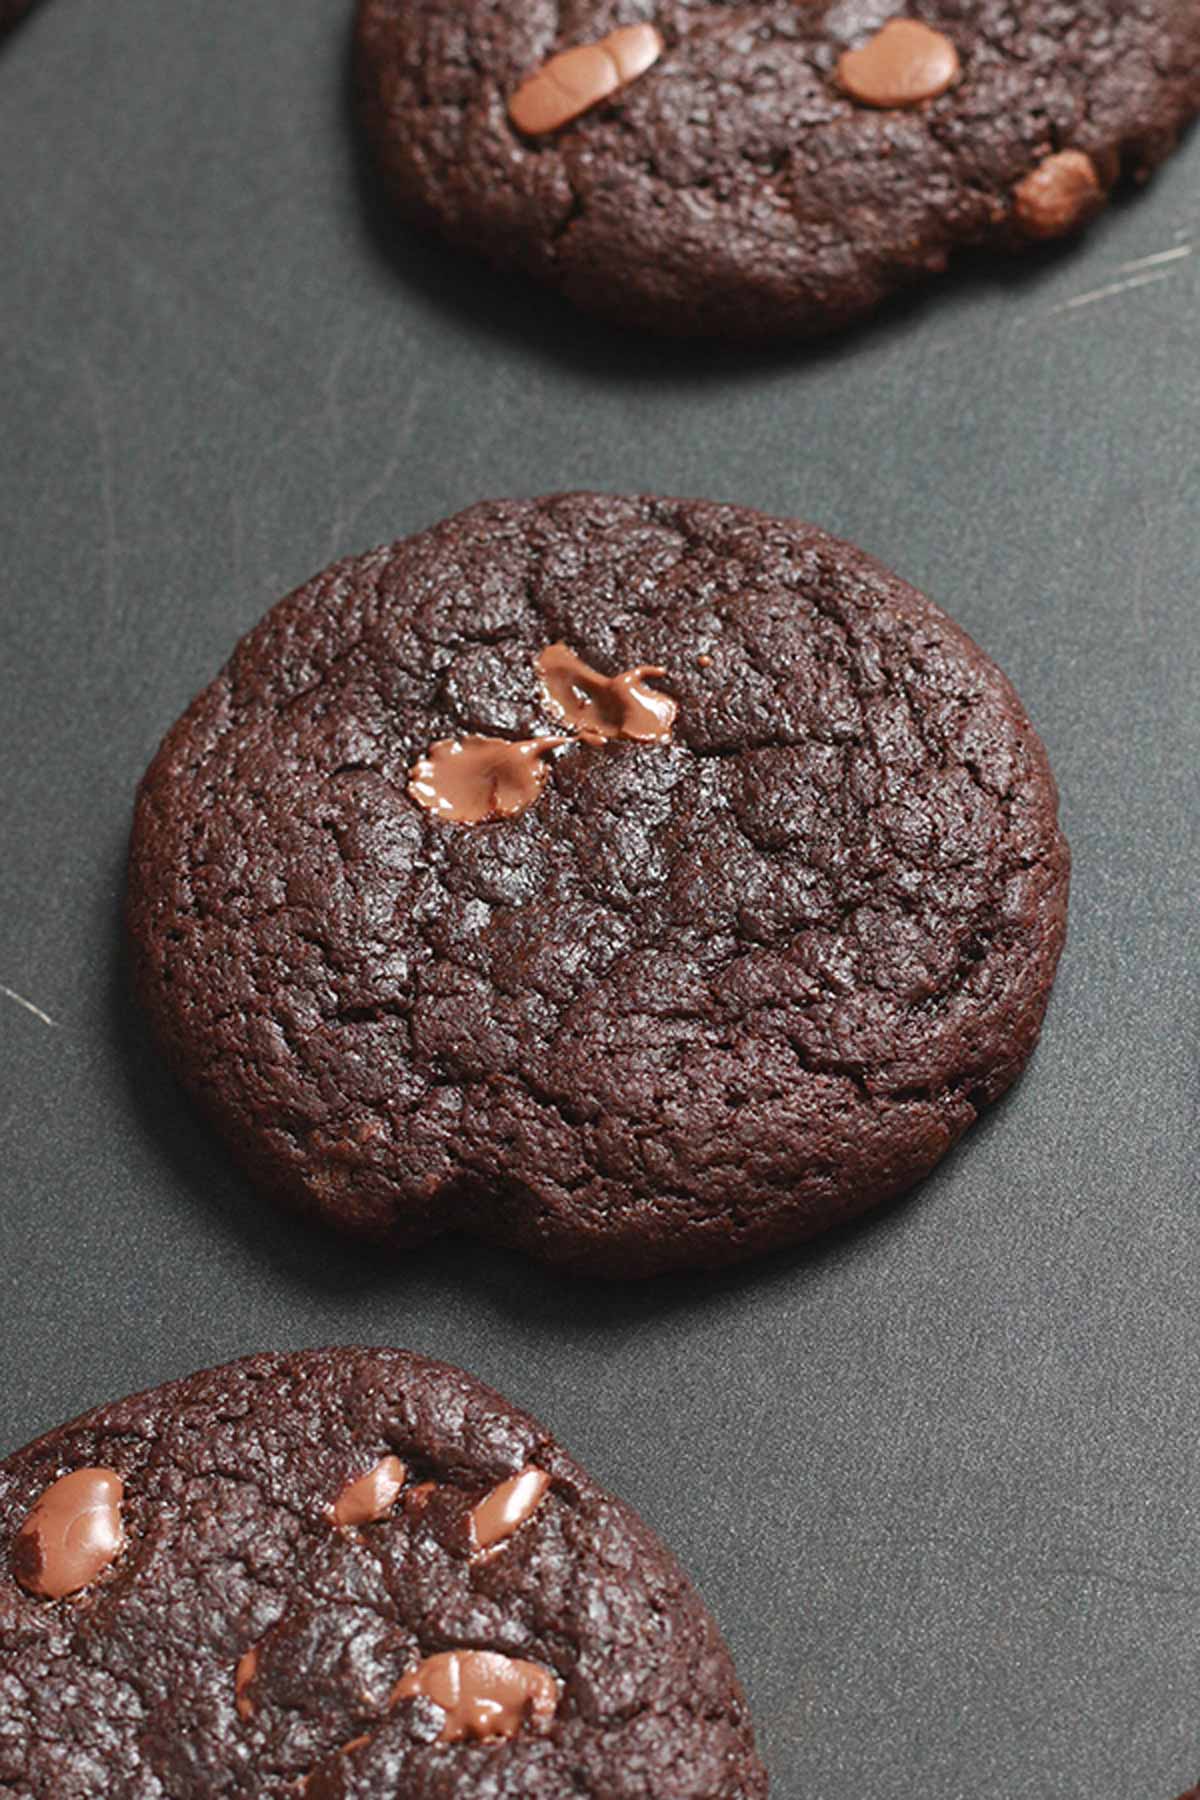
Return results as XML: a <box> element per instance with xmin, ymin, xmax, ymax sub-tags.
<box><xmin>338</xmin><ymin>26</ymin><xmax>1172</xmax><ymax>387</ymax></box>
<box><xmin>447</xmin><ymin>1089</ymin><xmax>1025</xmax><ymax>1342</ymax></box>
<box><xmin>108</xmin><ymin>887</ymin><xmax>405</xmax><ymax>1303</ymax></box>
<box><xmin>0</xmin><ymin>1</ymin><xmax>38</xmax><ymax>53</ymax></box>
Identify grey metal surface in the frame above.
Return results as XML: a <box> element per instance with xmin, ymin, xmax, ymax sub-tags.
<box><xmin>1</xmin><ymin>3</ymin><xmax>1198</xmax><ymax>1794</ymax></box>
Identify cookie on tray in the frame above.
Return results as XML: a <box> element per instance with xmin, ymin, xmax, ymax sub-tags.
<box><xmin>356</xmin><ymin>0</ymin><xmax>1200</xmax><ymax>337</ymax></box>
<box><xmin>0</xmin><ymin>1347</ymin><xmax>766</xmax><ymax>1798</ymax></box>
<box><xmin>128</xmin><ymin>493</ymin><xmax>1069</xmax><ymax>1276</ymax></box>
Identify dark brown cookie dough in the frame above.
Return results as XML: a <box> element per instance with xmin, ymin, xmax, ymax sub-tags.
<box><xmin>127</xmin><ymin>494</ymin><xmax>1069</xmax><ymax>1277</ymax></box>
<box><xmin>355</xmin><ymin>0</ymin><xmax>1200</xmax><ymax>337</ymax></box>
<box><xmin>0</xmin><ymin>1347</ymin><xmax>766</xmax><ymax>1798</ymax></box>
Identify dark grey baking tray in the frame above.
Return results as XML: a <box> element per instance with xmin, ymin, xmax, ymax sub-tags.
<box><xmin>1</xmin><ymin>3</ymin><xmax>1198</xmax><ymax>1794</ymax></box>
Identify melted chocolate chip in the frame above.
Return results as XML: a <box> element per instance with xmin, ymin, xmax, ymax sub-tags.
<box><xmin>837</xmin><ymin>18</ymin><xmax>959</xmax><ymax>108</ymax></box>
<box><xmin>330</xmin><ymin>1454</ymin><xmax>408</xmax><ymax>1527</ymax></box>
<box><xmin>508</xmin><ymin>23</ymin><xmax>663</xmax><ymax>137</ymax></box>
<box><xmin>535</xmin><ymin>642</ymin><xmax>676</xmax><ymax>745</ymax></box>
<box><xmin>12</xmin><ymin>1467</ymin><xmax>125</xmax><ymax>1600</ymax></box>
<box><xmin>392</xmin><ymin>1649</ymin><xmax>560</xmax><ymax>1742</ymax></box>
<box><xmin>408</xmin><ymin>735</ymin><xmax>568</xmax><ymax>825</ymax></box>
<box><xmin>470</xmin><ymin>1466</ymin><xmax>551</xmax><ymax>1554</ymax></box>
<box><xmin>1012</xmin><ymin>149</ymin><xmax>1105</xmax><ymax>240</ymax></box>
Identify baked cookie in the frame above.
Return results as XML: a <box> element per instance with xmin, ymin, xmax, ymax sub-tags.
<box><xmin>0</xmin><ymin>1347</ymin><xmax>766</xmax><ymax>1798</ymax></box>
<box><xmin>128</xmin><ymin>494</ymin><xmax>1069</xmax><ymax>1277</ymax></box>
<box><xmin>355</xmin><ymin>0</ymin><xmax>1200</xmax><ymax>337</ymax></box>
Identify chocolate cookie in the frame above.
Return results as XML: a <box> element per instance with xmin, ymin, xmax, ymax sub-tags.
<box><xmin>355</xmin><ymin>0</ymin><xmax>1200</xmax><ymax>337</ymax></box>
<box><xmin>128</xmin><ymin>494</ymin><xmax>1069</xmax><ymax>1277</ymax></box>
<box><xmin>0</xmin><ymin>1347</ymin><xmax>766</xmax><ymax>1797</ymax></box>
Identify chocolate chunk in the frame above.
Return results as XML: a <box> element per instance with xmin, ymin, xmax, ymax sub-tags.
<box><xmin>535</xmin><ymin>641</ymin><xmax>676</xmax><ymax>745</ymax></box>
<box><xmin>469</xmin><ymin>1466</ymin><xmax>551</xmax><ymax>1553</ymax></box>
<box><xmin>331</xmin><ymin>1455</ymin><xmax>408</xmax><ymax>1527</ymax></box>
<box><xmin>392</xmin><ymin>1649</ymin><xmax>560</xmax><ymax>1742</ymax></box>
<box><xmin>12</xmin><ymin>1467</ymin><xmax>125</xmax><ymax>1600</ymax></box>
<box><xmin>235</xmin><ymin>1645</ymin><xmax>259</xmax><ymax>1721</ymax></box>
<box><xmin>407</xmin><ymin>735</ymin><xmax>567</xmax><ymax>825</ymax></box>
<box><xmin>837</xmin><ymin>18</ymin><xmax>960</xmax><ymax>108</ymax></box>
<box><xmin>1012</xmin><ymin>148</ymin><xmax>1106</xmax><ymax>239</ymax></box>
<box><xmin>508</xmin><ymin>23</ymin><xmax>663</xmax><ymax>137</ymax></box>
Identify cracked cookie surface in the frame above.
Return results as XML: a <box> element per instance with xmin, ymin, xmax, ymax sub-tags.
<box><xmin>127</xmin><ymin>493</ymin><xmax>1069</xmax><ymax>1276</ymax></box>
<box><xmin>355</xmin><ymin>0</ymin><xmax>1200</xmax><ymax>337</ymax></box>
<box><xmin>0</xmin><ymin>1347</ymin><xmax>767</xmax><ymax>1798</ymax></box>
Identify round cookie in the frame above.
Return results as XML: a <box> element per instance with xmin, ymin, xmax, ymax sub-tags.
<box><xmin>0</xmin><ymin>1347</ymin><xmax>767</xmax><ymax>1798</ymax></box>
<box><xmin>128</xmin><ymin>493</ymin><xmax>1069</xmax><ymax>1277</ymax></box>
<box><xmin>355</xmin><ymin>0</ymin><xmax>1200</xmax><ymax>338</ymax></box>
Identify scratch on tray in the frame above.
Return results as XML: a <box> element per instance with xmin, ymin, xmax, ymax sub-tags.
<box><xmin>1115</xmin><ymin>243</ymin><xmax>1193</xmax><ymax>275</ymax></box>
<box><xmin>0</xmin><ymin>984</ymin><xmax>58</xmax><ymax>1029</ymax></box>
<box><xmin>1045</xmin><ymin>268</ymin><xmax>1176</xmax><ymax>316</ymax></box>
<box><xmin>1038</xmin><ymin>241</ymin><xmax>1193</xmax><ymax>317</ymax></box>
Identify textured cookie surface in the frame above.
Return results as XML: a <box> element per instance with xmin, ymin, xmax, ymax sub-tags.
<box><xmin>128</xmin><ymin>494</ymin><xmax>1069</xmax><ymax>1276</ymax></box>
<box><xmin>0</xmin><ymin>1347</ymin><xmax>766</xmax><ymax>1797</ymax></box>
<box><xmin>356</xmin><ymin>0</ymin><xmax>1200</xmax><ymax>337</ymax></box>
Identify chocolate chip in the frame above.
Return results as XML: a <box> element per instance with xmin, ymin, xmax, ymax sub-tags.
<box><xmin>234</xmin><ymin>1645</ymin><xmax>259</xmax><ymax>1721</ymax></box>
<box><xmin>407</xmin><ymin>735</ymin><xmax>568</xmax><ymax>825</ymax></box>
<box><xmin>508</xmin><ymin>23</ymin><xmax>663</xmax><ymax>137</ymax></box>
<box><xmin>535</xmin><ymin>642</ymin><xmax>676</xmax><ymax>744</ymax></box>
<box><xmin>1012</xmin><ymin>149</ymin><xmax>1105</xmax><ymax>240</ymax></box>
<box><xmin>469</xmin><ymin>1466</ymin><xmax>551</xmax><ymax>1554</ymax></box>
<box><xmin>837</xmin><ymin>18</ymin><xmax>959</xmax><ymax>109</ymax></box>
<box><xmin>391</xmin><ymin>1649</ymin><xmax>560</xmax><ymax>1742</ymax></box>
<box><xmin>12</xmin><ymin>1468</ymin><xmax>125</xmax><ymax>1600</ymax></box>
<box><xmin>330</xmin><ymin>1455</ymin><xmax>408</xmax><ymax>1527</ymax></box>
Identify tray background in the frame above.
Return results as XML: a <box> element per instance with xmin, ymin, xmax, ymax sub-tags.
<box><xmin>1</xmin><ymin>4</ymin><xmax>1198</xmax><ymax>1794</ymax></box>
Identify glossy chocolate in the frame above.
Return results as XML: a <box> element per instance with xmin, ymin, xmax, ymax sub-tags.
<box><xmin>470</xmin><ymin>1466</ymin><xmax>551</xmax><ymax>1553</ymax></box>
<box><xmin>12</xmin><ymin>1467</ymin><xmax>125</xmax><ymax>1600</ymax></box>
<box><xmin>392</xmin><ymin>1648</ymin><xmax>560</xmax><ymax>1742</ymax></box>
<box><xmin>837</xmin><ymin>18</ymin><xmax>959</xmax><ymax>108</ymax></box>
<box><xmin>508</xmin><ymin>23</ymin><xmax>663</xmax><ymax>137</ymax></box>
<box><xmin>331</xmin><ymin>1454</ymin><xmax>407</xmax><ymax>1527</ymax></box>
<box><xmin>408</xmin><ymin>735</ymin><xmax>567</xmax><ymax>825</ymax></box>
<box><xmin>536</xmin><ymin>642</ymin><xmax>676</xmax><ymax>745</ymax></box>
